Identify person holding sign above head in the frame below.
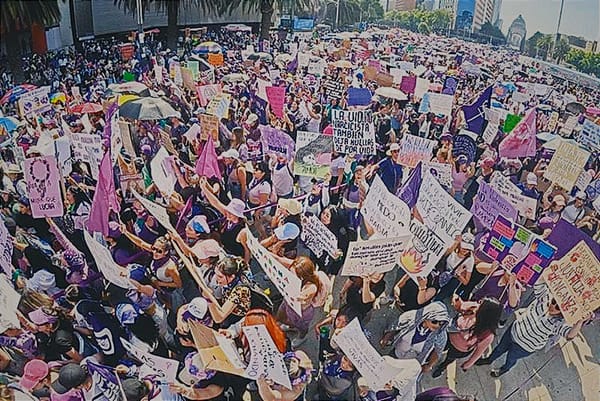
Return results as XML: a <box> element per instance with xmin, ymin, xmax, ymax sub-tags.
<box><xmin>170</xmin><ymin>352</ymin><xmax>227</xmax><ymax>401</ymax></box>
<box><xmin>450</xmin><ymin>155</ymin><xmax>475</xmax><ymax>205</ymax></box>
<box><xmin>342</xmin><ymin>165</ymin><xmax>369</xmax><ymax>230</ymax></box>
<box><xmin>366</xmin><ymin>142</ymin><xmax>403</xmax><ymax>195</ymax></box>
<box><xmin>256</xmin><ymin>351</ymin><xmax>312</xmax><ymax>401</ymax></box>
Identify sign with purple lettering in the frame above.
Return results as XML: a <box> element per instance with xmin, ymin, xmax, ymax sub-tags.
<box><xmin>259</xmin><ymin>125</ymin><xmax>295</xmax><ymax>158</ymax></box>
<box><xmin>483</xmin><ymin>215</ymin><xmax>556</xmax><ymax>285</ymax></box>
<box><xmin>470</xmin><ymin>181</ymin><xmax>517</xmax><ymax>230</ymax></box>
<box><xmin>24</xmin><ymin>156</ymin><xmax>64</xmax><ymax>218</ymax></box>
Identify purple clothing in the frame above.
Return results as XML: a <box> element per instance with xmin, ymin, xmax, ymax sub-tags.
<box><xmin>50</xmin><ymin>388</ymin><xmax>85</xmax><ymax>401</ymax></box>
<box><xmin>277</xmin><ymin>302</ymin><xmax>315</xmax><ymax>335</ymax></box>
<box><xmin>112</xmin><ymin>247</ymin><xmax>149</xmax><ymax>267</ymax></box>
<box><xmin>472</xmin><ymin>270</ymin><xmax>514</xmax><ymax>311</ymax></box>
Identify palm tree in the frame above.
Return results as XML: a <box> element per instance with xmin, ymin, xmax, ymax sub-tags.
<box><xmin>552</xmin><ymin>37</ymin><xmax>570</xmax><ymax>64</ymax></box>
<box><xmin>318</xmin><ymin>0</ymin><xmax>362</xmax><ymax>28</ymax></box>
<box><xmin>536</xmin><ymin>34</ymin><xmax>554</xmax><ymax>61</ymax></box>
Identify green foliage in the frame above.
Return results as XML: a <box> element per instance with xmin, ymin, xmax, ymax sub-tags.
<box><xmin>552</xmin><ymin>37</ymin><xmax>570</xmax><ymax>63</ymax></box>
<box><xmin>565</xmin><ymin>48</ymin><xmax>600</xmax><ymax>77</ymax></box>
<box><xmin>525</xmin><ymin>31</ymin><xmax>545</xmax><ymax>56</ymax></box>
<box><xmin>1</xmin><ymin>0</ymin><xmax>62</xmax><ymax>33</ymax></box>
<box><xmin>385</xmin><ymin>8</ymin><xmax>451</xmax><ymax>34</ymax></box>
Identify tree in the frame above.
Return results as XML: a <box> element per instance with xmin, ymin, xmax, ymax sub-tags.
<box><xmin>565</xmin><ymin>48</ymin><xmax>600</xmax><ymax>77</ymax></box>
<box><xmin>526</xmin><ymin>31</ymin><xmax>545</xmax><ymax>57</ymax></box>
<box><xmin>536</xmin><ymin>34</ymin><xmax>554</xmax><ymax>60</ymax></box>
<box><xmin>385</xmin><ymin>8</ymin><xmax>451</xmax><ymax>34</ymax></box>
<box><xmin>319</xmin><ymin>0</ymin><xmax>362</xmax><ymax>29</ymax></box>
<box><xmin>0</xmin><ymin>0</ymin><xmax>62</xmax><ymax>33</ymax></box>
<box><xmin>417</xmin><ymin>22</ymin><xmax>430</xmax><ymax>34</ymax></box>
<box><xmin>358</xmin><ymin>0</ymin><xmax>384</xmax><ymax>22</ymax></box>
<box><xmin>552</xmin><ymin>37</ymin><xmax>570</xmax><ymax>64</ymax></box>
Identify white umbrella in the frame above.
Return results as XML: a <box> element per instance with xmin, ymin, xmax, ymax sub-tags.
<box><xmin>375</xmin><ymin>87</ymin><xmax>408</xmax><ymax>101</ymax></box>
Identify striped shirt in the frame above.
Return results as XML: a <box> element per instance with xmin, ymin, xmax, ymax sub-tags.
<box><xmin>510</xmin><ymin>284</ymin><xmax>571</xmax><ymax>353</ymax></box>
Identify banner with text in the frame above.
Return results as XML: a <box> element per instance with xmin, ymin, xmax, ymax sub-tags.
<box><xmin>332</xmin><ymin>109</ymin><xmax>376</xmax><ymax>155</ymax></box>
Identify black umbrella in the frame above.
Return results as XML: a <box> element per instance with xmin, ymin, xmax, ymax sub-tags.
<box><xmin>119</xmin><ymin>97</ymin><xmax>180</xmax><ymax>120</ymax></box>
<box><xmin>565</xmin><ymin>102</ymin><xmax>585</xmax><ymax>114</ymax></box>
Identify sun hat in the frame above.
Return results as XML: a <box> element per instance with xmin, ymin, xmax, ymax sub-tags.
<box><xmin>274</xmin><ymin>223</ymin><xmax>301</xmax><ymax>241</ymax></box>
<box><xmin>278</xmin><ymin>198</ymin><xmax>302</xmax><ymax>215</ymax></box>
<box><xmin>461</xmin><ymin>232</ymin><xmax>475</xmax><ymax>251</ymax></box>
<box><xmin>6</xmin><ymin>164</ymin><xmax>22</xmax><ymax>174</ymax></box>
<box><xmin>526</xmin><ymin>172</ymin><xmax>538</xmax><ymax>185</ymax></box>
<box><xmin>246</xmin><ymin>113</ymin><xmax>259</xmax><ymax>124</ymax></box>
<box><xmin>225</xmin><ymin>198</ymin><xmax>246</xmax><ymax>218</ymax></box>
<box><xmin>20</xmin><ymin>359</ymin><xmax>49</xmax><ymax>391</ymax></box>
<box><xmin>51</xmin><ymin>363</ymin><xmax>88</xmax><ymax>394</ymax></box>
<box><xmin>188</xmin><ymin>215</ymin><xmax>210</xmax><ymax>234</ymax></box>
<box><xmin>191</xmin><ymin>239</ymin><xmax>222</xmax><ymax>260</ymax></box>
<box><xmin>220</xmin><ymin>149</ymin><xmax>240</xmax><ymax>159</ymax></box>
<box><xmin>386</xmin><ymin>142</ymin><xmax>401</xmax><ymax>156</ymax></box>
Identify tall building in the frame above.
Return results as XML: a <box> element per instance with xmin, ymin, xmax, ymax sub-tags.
<box><xmin>473</xmin><ymin>0</ymin><xmax>495</xmax><ymax>31</ymax></box>
<box><xmin>455</xmin><ymin>0</ymin><xmax>475</xmax><ymax>32</ymax></box>
<box><xmin>507</xmin><ymin>14</ymin><xmax>527</xmax><ymax>51</ymax></box>
<box><xmin>436</xmin><ymin>0</ymin><xmax>457</xmax><ymax>22</ymax></box>
<box><xmin>492</xmin><ymin>0</ymin><xmax>502</xmax><ymax>26</ymax></box>
<box><xmin>390</xmin><ymin>0</ymin><xmax>417</xmax><ymax>11</ymax></box>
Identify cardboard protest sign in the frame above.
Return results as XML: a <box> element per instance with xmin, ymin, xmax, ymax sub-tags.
<box><xmin>18</xmin><ymin>86</ymin><xmax>51</xmax><ymax>117</ymax></box>
<box><xmin>122</xmin><ymin>338</ymin><xmax>178</xmax><ymax>382</ymax></box>
<box><xmin>23</xmin><ymin>156</ymin><xmax>63</xmax><ymax>218</ymax></box>
<box><xmin>84</xmin><ymin>231</ymin><xmax>134</xmax><ymax>289</ymax></box>
<box><xmin>189</xmin><ymin>321</ymin><xmax>248</xmax><ymax>377</ymax></box>
<box><xmin>416</xmin><ymin>170</ymin><xmax>472</xmax><ymax>244</ymax></box>
<box><xmin>265</xmin><ymin>86</ymin><xmax>286</xmax><ymax>119</ymax></box>
<box><xmin>0</xmin><ymin>220</ymin><xmax>13</xmax><ymax>275</ymax></box>
<box><xmin>341</xmin><ymin>235</ymin><xmax>412</xmax><ymax>276</ymax></box>
<box><xmin>206</xmin><ymin>94</ymin><xmax>231</xmax><ymax>119</ymax></box>
<box><xmin>470</xmin><ymin>181</ymin><xmax>518</xmax><ymax>230</ymax></box>
<box><xmin>490</xmin><ymin>172</ymin><xmax>538</xmax><ymax>220</ymax></box>
<box><xmin>324</xmin><ymin>80</ymin><xmax>345</xmax><ymax>100</ymax></box>
<box><xmin>399</xmin><ymin>219</ymin><xmax>446</xmax><ymax>281</ymax></box>
<box><xmin>482</xmin><ymin>215</ymin><xmax>556</xmax><ymax>285</ymax></box>
<box><xmin>331</xmin><ymin>109</ymin><xmax>376</xmax><ymax>155</ymax></box>
<box><xmin>293</xmin><ymin>131</ymin><xmax>332</xmax><ymax>178</ymax></box>
<box><xmin>260</xmin><ymin>125</ymin><xmax>295</xmax><ymax>158</ymax></box>
<box><xmin>200</xmin><ymin>113</ymin><xmax>219</xmax><ymax>141</ymax></box>
<box><xmin>347</xmin><ymin>88</ymin><xmax>372</xmax><ymax>106</ymax></box>
<box><xmin>543</xmin><ymin>241</ymin><xmax>600</xmax><ymax>325</ymax></box>
<box><xmin>578</xmin><ymin>119</ymin><xmax>600</xmax><ymax>152</ymax></box>
<box><xmin>301</xmin><ymin>215</ymin><xmax>338</xmax><ymax>258</ymax></box>
<box><xmin>332</xmin><ymin>319</ymin><xmax>403</xmax><ymax>389</ymax></box>
<box><xmin>132</xmin><ymin>190</ymin><xmax>176</xmax><ymax>232</ymax></box>
<box><xmin>452</xmin><ymin>134</ymin><xmax>477</xmax><ymax>163</ymax></box>
<box><xmin>242</xmin><ymin>325</ymin><xmax>291</xmax><ymax>389</ymax></box>
<box><xmin>397</xmin><ymin>134</ymin><xmax>436</xmax><ymax>168</ymax></box>
<box><xmin>421</xmin><ymin>161</ymin><xmax>452</xmax><ymax>188</ymax></box>
<box><xmin>169</xmin><ymin>61</ymin><xmax>183</xmax><ymax>86</ymax></box>
<box><xmin>363</xmin><ymin>66</ymin><xmax>378</xmax><ymax>81</ymax></box>
<box><xmin>361</xmin><ymin>175</ymin><xmax>412</xmax><ymax>238</ymax></box>
<box><xmin>196</xmin><ymin>84</ymin><xmax>222</xmax><ymax>107</ymax></box>
<box><xmin>376</xmin><ymin>72</ymin><xmax>394</xmax><ymax>88</ymax></box>
<box><xmin>544</xmin><ymin>141</ymin><xmax>590</xmax><ymax>191</ymax></box>
<box><xmin>246</xmin><ymin>230</ymin><xmax>302</xmax><ymax>315</ymax></box>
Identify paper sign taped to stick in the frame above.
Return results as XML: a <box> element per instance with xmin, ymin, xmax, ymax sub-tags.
<box><xmin>24</xmin><ymin>156</ymin><xmax>64</xmax><ymax>218</ymax></box>
<box><xmin>331</xmin><ymin>109</ymin><xmax>376</xmax><ymax>155</ymax></box>
<box><xmin>122</xmin><ymin>338</ymin><xmax>178</xmax><ymax>382</ymax></box>
<box><xmin>242</xmin><ymin>325</ymin><xmax>291</xmax><ymax>389</ymax></box>
<box><xmin>543</xmin><ymin>241</ymin><xmax>600</xmax><ymax>325</ymax></box>
<box><xmin>294</xmin><ymin>131</ymin><xmax>332</xmax><ymax>178</ymax></box>
<box><xmin>132</xmin><ymin>190</ymin><xmax>176</xmax><ymax>232</ymax></box>
<box><xmin>341</xmin><ymin>236</ymin><xmax>412</xmax><ymax>276</ymax></box>
<box><xmin>84</xmin><ymin>231</ymin><xmax>134</xmax><ymax>289</ymax></box>
<box><xmin>301</xmin><ymin>215</ymin><xmax>338</xmax><ymax>258</ymax></box>
<box><xmin>361</xmin><ymin>175</ymin><xmax>412</xmax><ymax>238</ymax></box>
<box><xmin>246</xmin><ymin>230</ymin><xmax>302</xmax><ymax>315</ymax></box>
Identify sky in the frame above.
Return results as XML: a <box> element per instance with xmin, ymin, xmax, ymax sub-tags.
<box><xmin>499</xmin><ymin>0</ymin><xmax>600</xmax><ymax>41</ymax></box>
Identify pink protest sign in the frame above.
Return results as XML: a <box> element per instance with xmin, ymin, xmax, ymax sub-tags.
<box><xmin>24</xmin><ymin>156</ymin><xmax>64</xmax><ymax>218</ymax></box>
<box><xmin>266</xmin><ymin>86</ymin><xmax>286</xmax><ymax>119</ymax></box>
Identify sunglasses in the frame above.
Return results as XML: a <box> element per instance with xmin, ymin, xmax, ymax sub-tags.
<box><xmin>152</xmin><ymin>247</ymin><xmax>165</xmax><ymax>253</ymax></box>
<box><xmin>430</xmin><ymin>320</ymin><xmax>441</xmax><ymax>325</ymax></box>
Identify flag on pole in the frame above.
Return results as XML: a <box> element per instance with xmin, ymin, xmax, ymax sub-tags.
<box><xmin>88</xmin><ymin>152</ymin><xmax>120</xmax><ymax>236</ymax></box>
<box><xmin>195</xmin><ymin>135</ymin><xmax>220</xmax><ymax>179</ymax></box>
<box><xmin>498</xmin><ymin>109</ymin><xmax>537</xmax><ymax>158</ymax></box>
<box><xmin>461</xmin><ymin>86</ymin><xmax>492</xmax><ymax>135</ymax></box>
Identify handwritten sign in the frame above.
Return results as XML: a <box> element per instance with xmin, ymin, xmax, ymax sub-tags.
<box><xmin>399</xmin><ymin>219</ymin><xmax>446</xmax><ymax>281</ymax></box>
<box><xmin>200</xmin><ymin>113</ymin><xmax>219</xmax><ymax>141</ymax></box>
<box><xmin>301</xmin><ymin>215</ymin><xmax>338</xmax><ymax>258</ymax></box>
<box><xmin>427</xmin><ymin>93</ymin><xmax>454</xmax><ymax>115</ymax></box>
<box><xmin>452</xmin><ymin>134</ymin><xmax>477</xmax><ymax>163</ymax></box>
<box><xmin>544</xmin><ymin>141</ymin><xmax>590</xmax><ymax>191</ymax></box>
<box><xmin>122</xmin><ymin>338</ymin><xmax>178</xmax><ymax>382</ymax></box>
<box><xmin>341</xmin><ymin>236</ymin><xmax>412</xmax><ymax>276</ymax></box>
<box><xmin>246</xmin><ymin>230</ymin><xmax>302</xmax><ymax>315</ymax></box>
<box><xmin>421</xmin><ymin>161</ymin><xmax>452</xmax><ymax>188</ymax></box>
<box><xmin>416</xmin><ymin>170</ymin><xmax>472</xmax><ymax>244</ymax></box>
<box><xmin>543</xmin><ymin>241</ymin><xmax>600</xmax><ymax>325</ymax></box>
<box><xmin>206</xmin><ymin>94</ymin><xmax>231</xmax><ymax>119</ymax></box>
<box><xmin>150</xmin><ymin>147</ymin><xmax>177</xmax><ymax>196</ymax></box>
<box><xmin>470</xmin><ymin>181</ymin><xmax>518</xmax><ymax>230</ymax></box>
<box><xmin>196</xmin><ymin>84</ymin><xmax>222</xmax><ymax>107</ymax></box>
<box><xmin>324</xmin><ymin>80</ymin><xmax>345</xmax><ymax>100</ymax></box>
<box><xmin>132</xmin><ymin>190</ymin><xmax>176</xmax><ymax>232</ymax></box>
<box><xmin>397</xmin><ymin>134</ymin><xmax>436</xmax><ymax>168</ymax></box>
<box><xmin>0</xmin><ymin>221</ymin><xmax>13</xmax><ymax>275</ymax></box>
<box><xmin>260</xmin><ymin>125</ymin><xmax>295</xmax><ymax>159</ymax></box>
<box><xmin>18</xmin><ymin>86</ymin><xmax>51</xmax><ymax>117</ymax></box>
<box><xmin>84</xmin><ymin>231</ymin><xmax>134</xmax><ymax>289</ymax></box>
<box><xmin>361</xmin><ymin>175</ymin><xmax>412</xmax><ymax>238</ymax></box>
<box><xmin>490</xmin><ymin>172</ymin><xmax>538</xmax><ymax>220</ymax></box>
<box><xmin>71</xmin><ymin>132</ymin><xmax>103</xmax><ymax>178</ymax></box>
<box><xmin>24</xmin><ymin>156</ymin><xmax>63</xmax><ymax>218</ymax></box>
<box><xmin>294</xmin><ymin>131</ymin><xmax>332</xmax><ymax>178</ymax></box>
<box><xmin>331</xmin><ymin>109</ymin><xmax>376</xmax><ymax>155</ymax></box>
<box><xmin>242</xmin><ymin>325</ymin><xmax>291</xmax><ymax>389</ymax></box>
<box><xmin>578</xmin><ymin>119</ymin><xmax>599</xmax><ymax>151</ymax></box>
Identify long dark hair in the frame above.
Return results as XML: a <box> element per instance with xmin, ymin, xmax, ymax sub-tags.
<box><xmin>472</xmin><ymin>297</ymin><xmax>502</xmax><ymax>338</ymax></box>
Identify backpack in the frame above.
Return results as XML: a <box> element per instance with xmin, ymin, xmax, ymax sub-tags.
<box><xmin>240</xmin><ymin>283</ymin><xmax>274</xmax><ymax>314</ymax></box>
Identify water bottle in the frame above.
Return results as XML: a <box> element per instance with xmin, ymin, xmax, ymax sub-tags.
<box><xmin>318</xmin><ymin>326</ymin><xmax>330</xmax><ymax>362</ymax></box>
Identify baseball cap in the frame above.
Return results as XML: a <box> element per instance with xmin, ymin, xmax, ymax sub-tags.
<box><xmin>274</xmin><ymin>223</ymin><xmax>301</xmax><ymax>241</ymax></box>
<box><xmin>51</xmin><ymin>363</ymin><xmax>88</xmax><ymax>394</ymax></box>
<box><xmin>188</xmin><ymin>215</ymin><xmax>210</xmax><ymax>234</ymax></box>
<box><xmin>220</xmin><ymin>149</ymin><xmax>240</xmax><ymax>159</ymax></box>
<box><xmin>277</xmin><ymin>198</ymin><xmax>302</xmax><ymax>215</ymax></box>
<box><xmin>575</xmin><ymin>191</ymin><xmax>587</xmax><ymax>200</ymax></box>
<box><xmin>461</xmin><ymin>232</ymin><xmax>475</xmax><ymax>251</ymax></box>
<box><xmin>122</xmin><ymin>378</ymin><xmax>149</xmax><ymax>401</ymax></box>
<box><xmin>20</xmin><ymin>359</ymin><xmax>49</xmax><ymax>391</ymax></box>
<box><xmin>191</xmin><ymin>239</ymin><xmax>222</xmax><ymax>260</ymax></box>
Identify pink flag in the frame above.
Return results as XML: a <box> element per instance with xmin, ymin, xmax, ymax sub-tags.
<box><xmin>195</xmin><ymin>135</ymin><xmax>220</xmax><ymax>179</ymax></box>
<box><xmin>498</xmin><ymin>109</ymin><xmax>537</xmax><ymax>159</ymax></box>
<box><xmin>88</xmin><ymin>152</ymin><xmax>120</xmax><ymax>236</ymax></box>
<box><xmin>266</xmin><ymin>86</ymin><xmax>286</xmax><ymax>119</ymax></box>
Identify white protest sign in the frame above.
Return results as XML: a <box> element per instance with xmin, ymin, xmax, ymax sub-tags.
<box><xmin>341</xmin><ymin>236</ymin><xmax>412</xmax><ymax>276</ymax></box>
<box><xmin>427</xmin><ymin>93</ymin><xmax>454</xmax><ymax>115</ymax></box>
<box><xmin>206</xmin><ymin>94</ymin><xmax>231</xmax><ymax>119</ymax></box>
<box><xmin>482</xmin><ymin>122</ymin><xmax>498</xmax><ymax>145</ymax></box>
<box><xmin>361</xmin><ymin>175</ymin><xmax>412</xmax><ymax>238</ymax></box>
<box><xmin>256</xmin><ymin>78</ymin><xmax>271</xmax><ymax>101</ymax></box>
<box><xmin>575</xmin><ymin>169</ymin><xmax>593</xmax><ymax>191</ymax></box>
<box><xmin>71</xmin><ymin>132</ymin><xmax>103</xmax><ymax>179</ymax></box>
<box><xmin>578</xmin><ymin>119</ymin><xmax>600</xmax><ymax>152</ymax></box>
<box><xmin>0</xmin><ymin>220</ymin><xmax>13</xmax><ymax>275</ymax></box>
<box><xmin>84</xmin><ymin>231</ymin><xmax>134</xmax><ymax>289</ymax></box>
<box><xmin>422</xmin><ymin>161</ymin><xmax>452</xmax><ymax>188</ymax></box>
<box><xmin>24</xmin><ymin>156</ymin><xmax>64</xmax><ymax>218</ymax></box>
<box><xmin>332</xmin><ymin>318</ymin><xmax>401</xmax><ymax>389</ymax></box>
<box><xmin>489</xmin><ymin>172</ymin><xmax>538</xmax><ymax>220</ymax></box>
<box><xmin>414</xmin><ymin>78</ymin><xmax>430</xmax><ymax>99</ymax></box>
<box><xmin>331</xmin><ymin>109</ymin><xmax>376</xmax><ymax>155</ymax></box>
<box><xmin>246</xmin><ymin>230</ymin><xmax>302</xmax><ymax>315</ymax></box>
<box><xmin>512</xmin><ymin>91</ymin><xmax>530</xmax><ymax>103</ymax></box>
<box><xmin>0</xmin><ymin>275</ymin><xmax>20</xmax><ymax>330</ymax></box>
<box><xmin>399</xmin><ymin>219</ymin><xmax>446</xmax><ymax>281</ymax></box>
<box><xmin>416</xmin><ymin>170</ymin><xmax>472</xmax><ymax>244</ymax></box>
<box><xmin>397</xmin><ymin>135</ymin><xmax>436</xmax><ymax>168</ymax></box>
<box><xmin>150</xmin><ymin>147</ymin><xmax>177</xmax><ymax>196</ymax></box>
<box><xmin>18</xmin><ymin>86</ymin><xmax>51</xmax><ymax>117</ymax></box>
<box><xmin>301</xmin><ymin>215</ymin><xmax>338</xmax><ymax>258</ymax></box>
<box><xmin>544</xmin><ymin>141</ymin><xmax>590</xmax><ymax>191</ymax></box>
<box><xmin>384</xmin><ymin>357</ymin><xmax>421</xmax><ymax>398</ymax></box>
<box><xmin>121</xmin><ymin>338</ymin><xmax>178</xmax><ymax>382</ymax></box>
<box><xmin>484</xmin><ymin>107</ymin><xmax>500</xmax><ymax>125</ymax></box>
<box><xmin>132</xmin><ymin>190</ymin><xmax>176</xmax><ymax>232</ymax></box>
<box><xmin>242</xmin><ymin>325</ymin><xmax>291</xmax><ymax>389</ymax></box>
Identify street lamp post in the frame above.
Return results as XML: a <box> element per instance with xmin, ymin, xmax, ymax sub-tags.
<box><xmin>136</xmin><ymin>0</ymin><xmax>144</xmax><ymax>43</ymax></box>
<box><xmin>336</xmin><ymin>0</ymin><xmax>341</xmax><ymax>31</ymax></box>
<box><xmin>552</xmin><ymin>0</ymin><xmax>565</xmax><ymax>61</ymax></box>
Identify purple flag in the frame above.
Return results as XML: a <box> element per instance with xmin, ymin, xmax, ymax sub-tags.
<box><xmin>347</xmin><ymin>88</ymin><xmax>372</xmax><ymax>106</ymax></box>
<box><xmin>462</xmin><ymin>86</ymin><xmax>492</xmax><ymax>135</ymax></box>
<box><xmin>398</xmin><ymin>161</ymin><xmax>423</xmax><ymax>209</ymax></box>
<box><xmin>547</xmin><ymin>219</ymin><xmax>600</xmax><ymax>260</ymax></box>
<box><xmin>86</xmin><ymin>361</ymin><xmax>121</xmax><ymax>401</ymax></box>
<box><xmin>287</xmin><ymin>54</ymin><xmax>298</xmax><ymax>72</ymax></box>
<box><xmin>88</xmin><ymin>152</ymin><xmax>120</xmax><ymax>236</ymax></box>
